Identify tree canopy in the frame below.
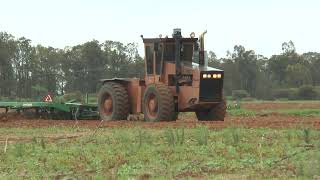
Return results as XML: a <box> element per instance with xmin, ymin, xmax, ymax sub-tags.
<box><xmin>0</xmin><ymin>31</ymin><xmax>319</xmax><ymax>100</ymax></box>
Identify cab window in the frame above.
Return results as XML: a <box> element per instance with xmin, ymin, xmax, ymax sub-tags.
<box><xmin>155</xmin><ymin>45</ymin><xmax>162</xmax><ymax>75</ymax></box>
<box><xmin>145</xmin><ymin>46</ymin><xmax>153</xmax><ymax>74</ymax></box>
<box><xmin>163</xmin><ymin>44</ymin><xmax>175</xmax><ymax>61</ymax></box>
<box><xmin>182</xmin><ymin>44</ymin><xmax>193</xmax><ymax>63</ymax></box>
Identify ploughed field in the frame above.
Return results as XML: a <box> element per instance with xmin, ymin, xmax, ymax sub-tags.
<box><xmin>0</xmin><ymin>101</ymin><xmax>320</xmax><ymax>179</ymax></box>
<box><xmin>1</xmin><ymin>101</ymin><xmax>320</xmax><ymax>129</ymax></box>
<box><xmin>0</xmin><ymin>113</ymin><xmax>320</xmax><ymax>129</ymax></box>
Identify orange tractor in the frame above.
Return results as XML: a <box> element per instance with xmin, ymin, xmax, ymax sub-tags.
<box><xmin>98</xmin><ymin>29</ymin><xmax>226</xmax><ymax>121</ymax></box>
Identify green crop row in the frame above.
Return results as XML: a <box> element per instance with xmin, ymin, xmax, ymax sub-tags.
<box><xmin>0</xmin><ymin>127</ymin><xmax>319</xmax><ymax>179</ymax></box>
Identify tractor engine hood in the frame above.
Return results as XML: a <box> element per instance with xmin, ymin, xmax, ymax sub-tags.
<box><xmin>191</xmin><ymin>62</ymin><xmax>223</xmax><ymax>72</ymax></box>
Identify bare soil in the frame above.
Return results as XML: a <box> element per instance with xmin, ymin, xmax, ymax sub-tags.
<box><xmin>0</xmin><ymin>112</ymin><xmax>319</xmax><ymax>129</ymax></box>
<box><xmin>242</xmin><ymin>102</ymin><xmax>320</xmax><ymax>110</ymax></box>
<box><xmin>0</xmin><ymin>131</ymin><xmax>91</xmax><ymax>143</ymax></box>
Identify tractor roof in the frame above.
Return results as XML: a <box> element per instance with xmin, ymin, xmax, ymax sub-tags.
<box><xmin>142</xmin><ymin>38</ymin><xmax>198</xmax><ymax>44</ymax></box>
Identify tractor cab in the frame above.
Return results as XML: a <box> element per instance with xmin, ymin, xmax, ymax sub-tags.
<box><xmin>142</xmin><ymin>35</ymin><xmax>197</xmax><ymax>75</ymax></box>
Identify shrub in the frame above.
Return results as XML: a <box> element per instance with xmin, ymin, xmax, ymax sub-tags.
<box><xmin>232</xmin><ymin>90</ymin><xmax>249</xmax><ymax>100</ymax></box>
<box><xmin>227</xmin><ymin>102</ymin><xmax>241</xmax><ymax>110</ymax></box>
<box><xmin>272</xmin><ymin>89</ymin><xmax>295</xmax><ymax>99</ymax></box>
<box><xmin>225</xmin><ymin>96</ymin><xmax>233</xmax><ymax>101</ymax></box>
<box><xmin>316</xmin><ymin>87</ymin><xmax>320</xmax><ymax>99</ymax></box>
<box><xmin>241</xmin><ymin>97</ymin><xmax>256</xmax><ymax>101</ymax></box>
<box><xmin>288</xmin><ymin>89</ymin><xmax>299</xmax><ymax>100</ymax></box>
<box><xmin>297</xmin><ymin>85</ymin><xmax>318</xmax><ymax>100</ymax></box>
<box><xmin>55</xmin><ymin>91</ymin><xmax>83</xmax><ymax>103</ymax></box>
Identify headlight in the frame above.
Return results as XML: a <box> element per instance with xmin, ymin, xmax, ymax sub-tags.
<box><xmin>212</xmin><ymin>74</ymin><xmax>217</xmax><ymax>79</ymax></box>
<box><xmin>203</xmin><ymin>73</ymin><xmax>222</xmax><ymax>79</ymax></box>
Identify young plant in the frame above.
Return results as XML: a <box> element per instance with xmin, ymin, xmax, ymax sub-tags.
<box><xmin>232</xmin><ymin>130</ymin><xmax>240</xmax><ymax>146</ymax></box>
<box><xmin>164</xmin><ymin>128</ymin><xmax>176</xmax><ymax>146</ymax></box>
<box><xmin>13</xmin><ymin>143</ymin><xmax>25</xmax><ymax>158</ymax></box>
<box><xmin>175</xmin><ymin>128</ymin><xmax>185</xmax><ymax>146</ymax></box>
<box><xmin>163</xmin><ymin>128</ymin><xmax>185</xmax><ymax>146</ymax></box>
<box><xmin>303</xmin><ymin>128</ymin><xmax>311</xmax><ymax>144</ymax></box>
<box><xmin>195</xmin><ymin>125</ymin><xmax>209</xmax><ymax>146</ymax></box>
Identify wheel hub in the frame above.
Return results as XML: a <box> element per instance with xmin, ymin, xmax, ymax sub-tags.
<box><xmin>147</xmin><ymin>94</ymin><xmax>158</xmax><ymax>118</ymax></box>
<box><xmin>103</xmin><ymin>96</ymin><xmax>113</xmax><ymax>115</ymax></box>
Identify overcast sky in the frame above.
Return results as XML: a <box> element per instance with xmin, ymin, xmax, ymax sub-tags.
<box><xmin>1</xmin><ymin>0</ymin><xmax>319</xmax><ymax>58</ymax></box>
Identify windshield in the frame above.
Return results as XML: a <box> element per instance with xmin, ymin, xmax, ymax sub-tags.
<box><xmin>163</xmin><ymin>43</ymin><xmax>193</xmax><ymax>62</ymax></box>
<box><xmin>163</xmin><ymin>44</ymin><xmax>175</xmax><ymax>61</ymax></box>
<box><xmin>182</xmin><ymin>44</ymin><xmax>193</xmax><ymax>62</ymax></box>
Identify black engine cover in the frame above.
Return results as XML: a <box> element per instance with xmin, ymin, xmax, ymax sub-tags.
<box><xmin>199</xmin><ymin>71</ymin><xmax>224</xmax><ymax>102</ymax></box>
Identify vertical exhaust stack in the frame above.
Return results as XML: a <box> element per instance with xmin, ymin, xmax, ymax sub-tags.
<box><xmin>173</xmin><ymin>28</ymin><xmax>182</xmax><ymax>73</ymax></box>
<box><xmin>173</xmin><ymin>28</ymin><xmax>182</xmax><ymax>92</ymax></box>
<box><xmin>199</xmin><ymin>30</ymin><xmax>208</xmax><ymax>68</ymax></box>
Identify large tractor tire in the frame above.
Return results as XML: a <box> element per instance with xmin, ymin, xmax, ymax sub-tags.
<box><xmin>196</xmin><ymin>99</ymin><xmax>226</xmax><ymax>121</ymax></box>
<box><xmin>142</xmin><ymin>83</ymin><xmax>177</xmax><ymax>122</ymax></box>
<box><xmin>98</xmin><ymin>82</ymin><xmax>129</xmax><ymax>121</ymax></box>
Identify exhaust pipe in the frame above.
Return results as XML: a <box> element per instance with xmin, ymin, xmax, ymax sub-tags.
<box><xmin>199</xmin><ymin>30</ymin><xmax>208</xmax><ymax>68</ymax></box>
<box><xmin>173</xmin><ymin>28</ymin><xmax>182</xmax><ymax>93</ymax></box>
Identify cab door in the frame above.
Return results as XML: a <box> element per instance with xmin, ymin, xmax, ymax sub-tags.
<box><xmin>144</xmin><ymin>42</ymin><xmax>163</xmax><ymax>85</ymax></box>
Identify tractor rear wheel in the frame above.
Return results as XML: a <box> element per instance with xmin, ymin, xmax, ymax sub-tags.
<box><xmin>142</xmin><ymin>83</ymin><xmax>176</xmax><ymax>122</ymax></box>
<box><xmin>196</xmin><ymin>100</ymin><xmax>226</xmax><ymax>121</ymax></box>
<box><xmin>98</xmin><ymin>82</ymin><xmax>129</xmax><ymax>121</ymax></box>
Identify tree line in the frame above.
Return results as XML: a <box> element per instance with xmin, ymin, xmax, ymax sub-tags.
<box><xmin>0</xmin><ymin>32</ymin><xmax>144</xmax><ymax>100</ymax></box>
<box><xmin>208</xmin><ymin>40</ymin><xmax>320</xmax><ymax>99</ymax></box>
<box><xmin>1</xmin><ymin>31</ymin><xmax>320</xmax><ymax>100</ymax></box>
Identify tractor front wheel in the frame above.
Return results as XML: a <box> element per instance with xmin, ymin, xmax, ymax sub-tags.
<box><xmin>98</xmin><ymin>82</ymin><xmax>129</xmax><ymax>121</ymax></box>
<box><xmin>142</xmin><ymin>83</ymin><xmax>176</xmax><ymax>122</ymax></box>
<box><xmin>196</xmin><ymin>100</ymin><xmax>226</xmax><ymax>121</ymax></box>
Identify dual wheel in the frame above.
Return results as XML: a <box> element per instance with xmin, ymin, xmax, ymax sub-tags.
<box><xmin>98</xmin><ymin>82</ymin><xmax>225</xmax><ymax>121</ymax></box>
<box><xmin>98</xmin><ymin>82</ymin><xmax>177</xmax><ymax>121</ymax></box>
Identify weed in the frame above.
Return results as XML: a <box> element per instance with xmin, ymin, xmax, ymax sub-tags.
<box><xmin>175</xmin><ymin>128</ymin><xmax>185</xmax><ymax>146</ymax></box>
<box><xmin>138</xmin><ymin>128</ymin><xmax>143</xmax><ymax>148</ymax></box>
<box><xmin>13</xmin><ymin>143</ymin><xmax>25</xmax><ymax>158</ymax></box>
<box><xmin>297</xmin><ymin>160</ymin><xmax>304</xmax><ymax>176</ymax></box>
<box><xmin>195</xmin><ymin>126</ymin><xmax>209</xmax><ymax>146</ymax></box>
<box><xmin>164</xmin><ymin>128</ymin><xmax>176</xmax><ymax>146</ymax></box>
<box><xmin>231</xmin><ymin>129</ymin><xmax>240</xmax><ymax>146</ymax></box>
<box><xmin>285</xmin><ymin>129</ymin><xmax>296</xmax><ymax>143</ymax></box>
<box><xmin>265</xmin><ymin>109</ymin><xmax>320</xmax><ymax>117</ymax></box>
<box><xmin>228</xmin><ymin>109</ymin><xmax>256</xmax><ymax>117</ymax></box>
<box><xmin>227</xmin><ymin>101</ymin><xmax>241</xmax><ymax>110</ymax></box>
<box><xmin>224</xmin><ymin>128</ymin><xmax>241</xmax><ymax>146</ymax></box>
<box><xmin>136</xmin><ymin>128</ymin><xmax>152</xmax><ymax>148</ymax></box>
<box><xmin>163</xmin><ymin>128</ymin><xmax>185</xmax><ymax>146</ymax></box>
<box><xmin>303</xmin><ymin>128</ymin><xmax>311</xmax><ymax>144</ymax></box>
<box><xmin>40</xmin><ymin>138</ymin><xmax>46</xmax><ymax>150</ymax></box>
<box><xmin>296</xmin><ymin>152</ymin><xmax>320</xmax><ymax>177</ymax></box>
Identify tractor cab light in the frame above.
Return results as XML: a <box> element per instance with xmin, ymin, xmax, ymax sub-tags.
<box><xmin>203</xmin><ymin>74</ymin><xmax>208</xmax><ymax>78</ymax></box>
<box><xmin>217</xmin><ymin>74</ymin><xmax>222</xmax><ymax>78</ymax></box>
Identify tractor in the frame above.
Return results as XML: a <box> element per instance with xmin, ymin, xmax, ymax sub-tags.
<box><xmin>98</xmin><ymin>29</ymin><xmax>226</xmax><ymax>121</ymax></box>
